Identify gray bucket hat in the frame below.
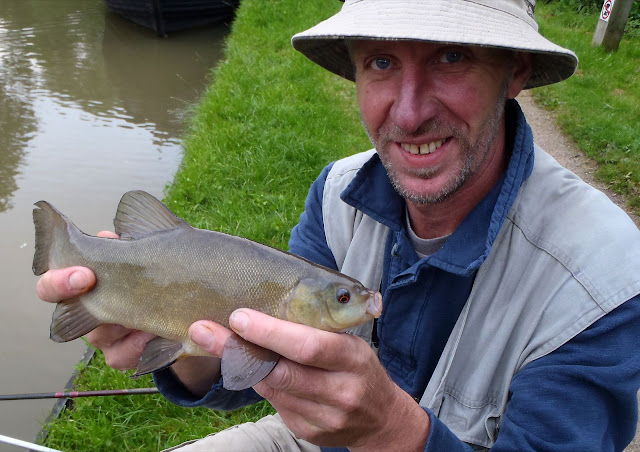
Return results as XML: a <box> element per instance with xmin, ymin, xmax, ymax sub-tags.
<box><xmin>292</xmin><ymin>0</ymin><xmax>578</xmax><ymax>89</ymax></box>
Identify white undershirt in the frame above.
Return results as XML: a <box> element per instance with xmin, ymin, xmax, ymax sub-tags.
<box><xmin>405</xmin><ymin>208</ymin><xmax>451</xmax><ymax>259</ymax></box>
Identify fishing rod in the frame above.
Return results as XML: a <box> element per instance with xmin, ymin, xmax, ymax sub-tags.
<box><xmin>0</xmin><ymin>387</ymin><xmax>159</xmax><ymax>401</ymax></box>
<box><xmin>0</xmin><ymin>433</ymin><xmax>63</xmax><ymax>452</ymax></box>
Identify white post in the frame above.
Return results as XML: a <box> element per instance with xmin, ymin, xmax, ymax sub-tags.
<box><xmin>592</xmin><ymin>0</ymin><xmax>635</xmax><ymax>51</ymax></box>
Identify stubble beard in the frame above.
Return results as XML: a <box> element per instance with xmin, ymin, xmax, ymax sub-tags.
<box><xmin>365</xmin><ymin>87</ymin><xmax>509</xmax><ymax>205</ymax></box>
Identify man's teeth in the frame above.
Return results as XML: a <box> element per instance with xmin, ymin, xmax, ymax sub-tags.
<box><xmin>401</xmin><ymin>140</ymin><xmax>444</xmax><ymax>155</ymax></box>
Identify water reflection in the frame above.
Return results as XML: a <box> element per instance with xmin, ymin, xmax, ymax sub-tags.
<box><xmin>0</xmin><ymin>0</ymin><xmax>230</xmax><ymax>212</ymax></box>
<box><xmin>0</xmin><ymin>0</ymin><xmax>228</xmax><ymax>445</ymax></box>
<box><xmin>0</xmin><ymin>15</ymin><xmax>38</xmax><ymax>211</ymax></box>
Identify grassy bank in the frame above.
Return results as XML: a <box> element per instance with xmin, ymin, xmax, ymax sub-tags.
<box><xmin>41</xmin><ymin>1</ymin><xmax>639</xmax><ymax>450</ymax></box>
<box><xmin>41</xmin><ymin>0</ymin><xmax>370</xmax><ymax>450</ymax></box>
<box><xmin>533</xmin><ymin>2</ymin><xmax>640</xmax><ymax>213</ymax></box>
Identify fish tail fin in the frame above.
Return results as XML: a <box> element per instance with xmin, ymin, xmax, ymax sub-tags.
<box><xmin>35</xmin><ymin>201</ymin><xmax>98</xmax><ymax>343</ymax></box>
<box><xmin>132</xmin><ymin>337</ymin><xmax>187</xmax><ymax>378</ymax></box>
<box><xmin>50</xmin><ymin>298</ymin><xmax>102</xmax><ymax>342</ymax></box>
<box><xmin>32</xmin><ymin>201</ymin><xmax>73</xmax><ymax>275</ymax></box>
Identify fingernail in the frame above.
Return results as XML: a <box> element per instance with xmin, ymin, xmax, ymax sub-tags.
<box><xmin>230</xmin><ymin>310</ymin><xmax>249</xmax><ymax>333</ymax></box>
<box><xmin>190</xmin><ymin>324</ymin><xmax>214</xmax><ymax>350</ymax></box>
<box><xmin>69</xmin><ymin>271</ymin><xmax>89</xmax><ymax>291</ymax></box>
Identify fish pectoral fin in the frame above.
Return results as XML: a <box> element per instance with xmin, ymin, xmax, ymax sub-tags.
<box><xmin>133</xmin><ymin>337</ymin><xmax>186</xmax><ymax>378</ymax></box>
<box><xmin>50</xmin><ymin>298</ymin><xmax>102</xmax><ymax>343</ymax></box>
<box><xmin>221</xmin><ymin>333</ymin><xmax>280</xmax><ymax>391</ymax></box>
<box><xmin>114</xmin><ymin>191</ymin><xmax>189</xmax><ymax>240</ymax></box>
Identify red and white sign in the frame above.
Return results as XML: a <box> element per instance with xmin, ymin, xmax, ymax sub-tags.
<box><xmin>600</xmin><ymin>0</ymin><xmax>614</xmax><ymax>22</ymax></box>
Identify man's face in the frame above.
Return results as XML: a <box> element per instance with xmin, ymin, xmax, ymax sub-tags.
<box><xmin>352</xmin><ymin>40</ymin><xmax>520</xmax><ymax>205</ymax></box>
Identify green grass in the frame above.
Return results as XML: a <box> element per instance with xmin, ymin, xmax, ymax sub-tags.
<box><xmin>533</xmin><ymin>2</ymin><xmax>640</xmax><ymax>212</ymax></box>
<box><xmin>162</xmin><ymin>1</ymin><xmax>370</xmax><ymax>247</ymax></box>
<box><xmin>42</xmin><ymin>0</ymin><xmax>371</xmax><ymax>450</ymax></box>
<box><xmin>42</xmin><ymin>348</ymin><xmax>275</xmax><ymax>451</ymax></box>
<box><xmin>42</xmin><ymin>1</ymin><xmax>640</xmax><ymax>450</ymax></box>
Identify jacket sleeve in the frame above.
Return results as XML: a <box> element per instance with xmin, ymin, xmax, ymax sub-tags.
<box><xmin>422</xmin><ymin>295</ymin><xmax>640</xmax><ymax>452</ymax></box>
<box><xmin>153</xmin><ymin>368</ymin><xmax>263</xmax><ymax>411</ymax></box>
<box><xmin>152</xmin><ymin>163</ymin><xmax>337</xmax><ymax>410</ymax></box>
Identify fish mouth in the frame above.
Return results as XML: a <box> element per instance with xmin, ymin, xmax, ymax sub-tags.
<box><xmin>366</xmin><ymin>291</ymin><xmax>383</xmax><ymax>318</ymax></box>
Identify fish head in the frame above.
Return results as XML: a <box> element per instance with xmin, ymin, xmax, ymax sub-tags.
<box><xmin>281</xmin><ymin>274</ymin><xmax>382</xmax><ymax>332</ymax></box>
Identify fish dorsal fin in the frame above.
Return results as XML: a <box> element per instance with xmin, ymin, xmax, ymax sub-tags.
<box><xmin>114</xmin><ymin>190</ymin><xmax>188</xmax><ymax>240</ymax></box>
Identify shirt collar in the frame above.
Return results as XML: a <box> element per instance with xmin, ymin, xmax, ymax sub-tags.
<box><xmin>340</xmin><ymin>99</ymin><xmax>535</xmax><ymax>276</ymax></box>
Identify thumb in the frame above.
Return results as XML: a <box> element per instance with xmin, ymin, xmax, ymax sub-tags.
<box><xmin>189</xmin><ymin>321</ymin><xmax>233</xmax><ymax>357</ymax></box>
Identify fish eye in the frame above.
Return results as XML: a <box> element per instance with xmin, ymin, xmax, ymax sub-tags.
<box><xmin>336</xmin><ymin>288</ymin><xmax>351</xmax><ymax>304</ymax></box>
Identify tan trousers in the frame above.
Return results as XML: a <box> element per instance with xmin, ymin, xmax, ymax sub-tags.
<box><xmin>162</xmin><ymin>413</ymin><xmax>321</xmax><ymax>452</ymax></box>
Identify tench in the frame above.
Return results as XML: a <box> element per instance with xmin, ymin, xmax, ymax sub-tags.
<box><xmin>32</xmin><ymin>190</ymin><xmax>382</xmax><ymax>390</ymax></box>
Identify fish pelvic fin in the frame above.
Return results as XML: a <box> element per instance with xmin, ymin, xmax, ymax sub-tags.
<box><xmin>32</xmin><ymin>201</ymin><xmax>77</xmax><ymax>276</ymax></box>
<box><xmin>221</xmin><ymin>333</ymin><xmax>280</xmax><ymax>391</ymax></box>
<box><xmin>132</xmin><ymin>337</ymin><xmax>186</xmax><ymax>378</ymax></box>
<box><xmin>114</xmin><ymin>191</ymin><xmax>189</xmax><ymax>240</ymax></box>
<box><xmin>50</xmin><ymin>298</ymin><xmax>102</xmax><ymax>342</ymax></box>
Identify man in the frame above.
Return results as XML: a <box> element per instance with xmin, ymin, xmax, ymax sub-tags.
<box><xmin>37</xmin><ymin>0</ymin><xmax>640</xmax><ymax>451</ymax></box>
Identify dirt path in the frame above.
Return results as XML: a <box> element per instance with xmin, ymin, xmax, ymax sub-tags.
<box><xmin>517</xmin><ymin>91</ymin><xmax>640</xmax><ymax>451</ymax></box>
<box><xmin>517</xmin><ymin>91</ymin><xmax>640</xmax><ymax>226</ymax></box>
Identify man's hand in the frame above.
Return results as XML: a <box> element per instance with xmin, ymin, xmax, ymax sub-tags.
<box><xmin>192</xmin><ymin>309</ymin><xmax>431</xmax><ymax>451</ymax></box>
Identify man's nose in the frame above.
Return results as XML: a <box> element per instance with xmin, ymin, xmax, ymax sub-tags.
<box><xmin>389</xmin><ymin>69</ymin><xmax>437</xmax><ymax>134</ymax></box>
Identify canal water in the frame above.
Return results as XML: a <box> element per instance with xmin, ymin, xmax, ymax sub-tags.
<box><xmin>0</xmin><ymin>1</ymin><xmax>229</xmax><ymax>448</ymax></box>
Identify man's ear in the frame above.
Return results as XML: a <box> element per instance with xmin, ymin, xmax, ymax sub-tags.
<box><xmin>507</xmin><ymin>52</ymin><xmax>534</xmax><ymax>99</ymax></box>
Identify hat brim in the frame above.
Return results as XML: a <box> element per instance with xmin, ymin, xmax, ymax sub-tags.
<box><xmin>292</xmin><ymin>1</ymin><xmax>578</xmax><ymax>89</ymax></box>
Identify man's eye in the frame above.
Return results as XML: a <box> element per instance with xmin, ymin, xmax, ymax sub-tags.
<box><xmin>369</xmin><ymin>57</ymin><xmax>391</xmax><ymax>70</ymax></box>
<box><xmin>440</xmin><ymin>51</ymin><xmax>463</xmax><ymax>64</ymax></box>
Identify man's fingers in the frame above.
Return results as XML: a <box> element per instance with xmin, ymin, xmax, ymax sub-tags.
<box><xmin>87</xmin><ymin>327</ymin><xmax>156</xmax><ymax>370</ymax></box>
<box><xmin>257</xmin><ymin>358</ymin><xmax>336</xmax><ymax>400</ymax></box>
<box><xmin>229</xmin><ymin>309</ymin><xmax>365</xmax><ymax>370</ymax></box>
<box><xmin>86</xmin><ymin>324</ymin><xmax>138</xmax><ymax>349</ymax></box>
<box><xmin>254</xmin><ymin>383</ymin><xmax>329</xmax><ymax>439</ymax></box>
<box><xmin>189</xmin><ymin>320</ymin><xmax>234</xmax><ymax>357</ymax></box>
<box><xmin>36</xmin><ymin>267</ymin><xmax>96</xmax><ymax>303</ymax></box>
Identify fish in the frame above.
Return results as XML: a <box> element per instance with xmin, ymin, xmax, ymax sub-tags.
<box><xmin>32</xmin><ymin>190</ymin><xmax>382</xmax><ymax>390</ymax></box>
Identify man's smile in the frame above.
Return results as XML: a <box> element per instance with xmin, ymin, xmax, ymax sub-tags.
<box><xmin>400</xmin><ymin>139</ymin><xmax>447</xmax><ymax>155</ymax></box>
